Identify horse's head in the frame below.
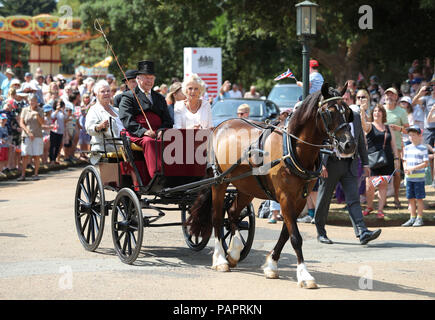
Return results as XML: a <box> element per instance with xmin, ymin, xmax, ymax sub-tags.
<box><xmin>318</xmin><ymin>82</ymin><xmax>356</xmax><ymax>157</ymax></box>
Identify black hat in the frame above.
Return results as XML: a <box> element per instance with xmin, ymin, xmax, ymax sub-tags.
<box><xmin>137</xmin><ymin>60</ymin><xmax>155</xmax><ymax>75</ymax></box>
<box><xmin>122</xmin><ymin>69</ymin><xmax>138</xmax><ymax>82</ymax></box>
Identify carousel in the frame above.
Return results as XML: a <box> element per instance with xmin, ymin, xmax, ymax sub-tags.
<box><xmin>0</xmin><ymin>14</ymin><xmax>100</xmax><ymax>75</ymax></box>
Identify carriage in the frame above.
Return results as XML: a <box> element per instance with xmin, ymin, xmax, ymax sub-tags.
<box><xmin>73</xmin><ymin>126</ymin><xmax>256</xmax><ymax>264</ymax></box>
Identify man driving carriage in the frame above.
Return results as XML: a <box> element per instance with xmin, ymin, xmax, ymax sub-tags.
<box><xmin>118</xmin><ymin>60</ymin><xmax>174</xmax><ymax>185</ymax></box>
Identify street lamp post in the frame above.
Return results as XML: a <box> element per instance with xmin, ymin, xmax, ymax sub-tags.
<box><xmin>295</xmin><ymin>1</ymin><xmax>318</xmax><ymax>99</ymax></box>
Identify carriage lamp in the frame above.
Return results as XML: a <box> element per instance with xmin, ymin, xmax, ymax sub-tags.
<box><xmin>295</xmin><ymin>1</ymin><xmax>318</xmax><ymax>99</ymax></box>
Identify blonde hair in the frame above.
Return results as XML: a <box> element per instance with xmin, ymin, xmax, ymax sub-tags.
<box><xmin>182</xmin><ymin>74</ymin><xmax>206</xmax><ymax>97</ymax></box>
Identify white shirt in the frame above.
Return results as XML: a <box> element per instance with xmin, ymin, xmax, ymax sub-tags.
<box><xmin>85</xmin><ymin>101</ymin><xmax>124</xmax><ymax>151</ymax></box>
<box><xmin>173</xmin><ymin>99</ymin><xmax>213</xmax><ymax>129</ymax></box>
<box><xmin>228</xmin><ymin>90</ymin><xmax>242</xmax><ymax>98</ymax></box>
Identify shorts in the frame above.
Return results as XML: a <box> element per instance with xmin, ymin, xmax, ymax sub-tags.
<box><xmin>406</xmin><ymin>180</ymin><xmax>426</xmax><ymax>199</ymax></box>
<box><xmin>21</xmin><ymin>137</ymin><xmax>43</xmax><ymax>156</ymax></box>
<box><xmin>270</xmin><ymin>200</ymin><xmax>281</xmax><ymax>211</ymax></box>
<box><xmin>0</xmin><ymin>147</ymin><xmax>8</xmax><ymax>161</ymax></box>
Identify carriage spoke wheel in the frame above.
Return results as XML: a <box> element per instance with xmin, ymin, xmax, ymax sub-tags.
<box><xmin>181</xmin><ymin>207</ymin><xmax>210</xmax><ymax>251</ymax></box>
<box><xmin>74</xmin><ymin>165</ymin><xmax>105</xmax><ymax>252</ymax></box>
<box><xmin>111</xmin><ymin>188</ymin><xmax>144</xmax><ymax>264</ymax></box>
<box><xmin>222</xmin><ymin>203</ymin><xmax>256</xmax><ymax>262</ymax></box>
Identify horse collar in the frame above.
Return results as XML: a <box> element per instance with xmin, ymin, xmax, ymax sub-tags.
<box><xmin>282</xmin><ymin>116</ymin><xmax>322</xmax><ymax>182</ymax></box>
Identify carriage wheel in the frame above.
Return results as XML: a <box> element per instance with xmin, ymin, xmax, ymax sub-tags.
<box><xmin>111</xmin><ymin>188</ymin><xmax>144</xmax><ymax>264</ymax></box>
<box><xmin>181</xmin><ymin>207</ymin><xmax>210</xmax><ymax>251</ymax></box>
<box><xmin>222</xmin><ymin>203</ymin><xmax>256</xmax><ymax>262</ymax></box>
<box><xmin>74</xmin><ymin>165</ymin><xmax>106</xmax><ymax>252</ymax></box>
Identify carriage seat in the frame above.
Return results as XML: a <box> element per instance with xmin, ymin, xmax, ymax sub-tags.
<box><xmin>100</xmin><ymin>142</ymin><xmax>143</xmax><ymax>159</ymax></box>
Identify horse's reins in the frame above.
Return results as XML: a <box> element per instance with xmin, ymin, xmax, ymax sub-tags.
<box><xmin>94</xmin><ymin>19</ymin><xmax>153</xmax><ymax>133</ymax></box>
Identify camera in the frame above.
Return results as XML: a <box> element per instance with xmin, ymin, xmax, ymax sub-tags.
<box><xmin>426</xmin><ymin>86</ymin><xmax>433</xmax><ymax>93</ymax></box>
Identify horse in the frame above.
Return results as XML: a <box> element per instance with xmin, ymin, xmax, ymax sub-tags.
<box><xmin>186</xmin><ymin>82</ymin><xmax>356</xmax><ymax>289</ymax></box>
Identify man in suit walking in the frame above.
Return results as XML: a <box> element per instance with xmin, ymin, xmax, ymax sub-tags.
<box><xmin>314</xmin><ymin>109</ymin><xmax>382</xmax><ymax>245</ymax></box>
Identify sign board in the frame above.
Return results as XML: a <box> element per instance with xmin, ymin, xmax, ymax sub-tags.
<box><xmin>184</xmin><ymin>47</ymin><xmax>221</xmax><ymax>99</ymax></box>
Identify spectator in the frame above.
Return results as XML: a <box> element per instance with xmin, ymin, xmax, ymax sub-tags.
<box><xmin>80</xmin><ymin>77</ymin><xmax>95</xmax><ymax>97</ymax></box>
<box><xmin>384</xmin><ymin>87</ymin><xmax>409</xmax><ymax>208</ymax></box>
<box><xmin>46</xmin><ymin>82</ymin><xmax>60</xmax><ymax>105</ymax></box>
<box><xmin>399</xmin><ymin>96</ymin><xmax>416</xmax><ymax>147</ymax></box>
<box><xmin>174</xmin><ymin>74</ymin><xmax>212</xmax><ymax>129</ymax></box>
<box><xmin>106</xmin><ymin>74</ymin><xmax>115</xmax><ymax>86</ymax></box>
<box><xmin>78</xmin><ymin>101</ymin><xmax>91</xmax><ymax>161</ymax></box>
<box><xmin>0</xmin><ymin>113</ymin><xmax>9</xmax><ymax>178</ymax></box>
<box><xmin>343</xmin><ymin>89</ymin><xmax>356</xmax><ymax>106</ymax></box>
<box><xmin>237</xmin><ymin>104</ymin><xmax>250</xmax><ymax>118</ymax></box>
<box><xmin>32</xmin><ymin>74</ymin><xmax>45</xmax><ymax>105</ymax></box>
<box><xmin>402</xmin><ymin>126</ymin><xmax>429</xmax><ymax>227</ymax></box>
<box><xmin>296</xmin><ymin>59</ymin><xmax>324</xmax><ymax>94</ymax></box>
<box><xmin>214</xmin><ymin>80</ymin><xmax>231</xmax><ymax>103</ymax></box>
<box><xmin>1</xmin><ymin>68</ymin><xmax>15</xmax><ymax>99</ymax></box>
<box><xmin>49</xmin><ymin>99</ymin><xmax>66</xmax><ymax>165</ymax></box>
<box><xmin>42</xmin><ymin>74</ymin><xmax>54</xmax><ymax>99</ymax></box>
<box><xmin>41</xmin><ymin>104</ymin><xmax>53</xmax><ymax>165</ymax></box>
<box><xmin>165</xmin><ymin>82</ymin><xmax>185</xmax><ymax>121</ymax></box>
<box><xmin>347</xmin><ymin>79</ymin><xmax>357</xmax><ymax>94</ymax></box>
<box><xmin>17</xmin><ymin>94</ymin><xmax>44</xmax><ymax>181</ymax></box>
<box><xmin>360</xmin><ymin>104</ymin><xmax>400</xmax><ymax>219</ymax></box>
<box><xmin>1</xmin><ymin>91</ymin><xmax>21</xmax><ymax>174</ymax></box>
<box><xmin>244</xmin><ymin>85</ymin><xmax>261</xmax><ymax>99</ymax></box>
<box><xmin>412</xmin><ymin>77</ymin><xmax>435</xmax><ymax>147</ymax></box>
<box><xmin>160</xmin><ymin>84</ymin><xmax>168</xmax><ymax>97</ymax></box>
<box><xmin>353</xmin><ymin>89</ymin><xmax>371</xmax><ymax>112</ymax></box>
<box><xmin>279</xmin><ymin>108</ymin><xmax>292</xmax><ymax>121</ymax></box>
<box><xmin>268</xmin><ymin>200</ymin><xmax>283</xmax><ymax>224</ymax></box>
<box><xmin>228</xmin><ymin>83</ymin><xmax>242</xmax><ymax>98</ymax></box>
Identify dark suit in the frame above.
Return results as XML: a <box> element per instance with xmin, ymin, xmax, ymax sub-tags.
<box><xmin>314</xmin><ymin>111</ymin><xmax>370</xmax><ymax>238</ymax></box>
<box><xmin>112</xmin><ymin>90</ymin><xmax>127</xmax><ymax>109</ymax></box>
<box><xmin>118</xmin><ymin>86</ymin><xmax>173</xmax><ymax>137</ymax></box>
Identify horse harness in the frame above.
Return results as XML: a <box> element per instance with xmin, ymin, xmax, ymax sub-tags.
<box><xmin>211</xmin><ymin>96</ymin><xmax>348</xmax><ymax>200</ymax></box>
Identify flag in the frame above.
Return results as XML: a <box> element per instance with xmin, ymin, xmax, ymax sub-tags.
<box><xmin>357</xmin><ymin>72</ymin><xmax>364</xmax><ymax>82</ymax></box>
<box><xmin>371</xmin><ymin>175</ymin><xmax>388</xmax><ymax>188</ymax></box>
<box><xmin>274</xmin><ymin>69</ymin><xmax>296</xmax><ymax>81</ymax></box>
<box><xmin>371</xmin><ymin>169</ymin><xmax>397</xmax><ymax>187</ymax></box>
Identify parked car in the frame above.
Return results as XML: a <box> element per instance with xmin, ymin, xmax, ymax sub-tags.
<box><xmin>267</xmin><ymin>83</ymin><xmax>302</xmax><ymax>111</ymax></box>
<box><xmin>211</xmin><ymin>98</ymin><xmax>280</xmax><ymax>127</ymax></box>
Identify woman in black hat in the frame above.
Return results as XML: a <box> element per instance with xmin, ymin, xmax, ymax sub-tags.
<box><xmin>119</xmin><ymin>60</ymin><xmax>173</xmax><ymax>185</ymax></box>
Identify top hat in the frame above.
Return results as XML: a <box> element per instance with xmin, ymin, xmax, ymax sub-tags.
<box><xmin>123</xmin><ymin>69</ymin><xmax>138</xmax><ymax>82</ymax></box>
<box><xmin>137</xmin><ymin>60</ymin><xmax>155</xmax><ymax>75</ymax></box>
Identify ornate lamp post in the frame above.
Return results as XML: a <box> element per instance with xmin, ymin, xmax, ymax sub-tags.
<box><xmin>295</xmin><ymin>1</ymin><xmax>318</xmax><ymax>99</ymax></box>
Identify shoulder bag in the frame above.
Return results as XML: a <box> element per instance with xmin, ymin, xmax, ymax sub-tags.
<box><xmin>368</xmin><ymin>125</ymin><xmax>388</xmax><ymax>169</ymax></box>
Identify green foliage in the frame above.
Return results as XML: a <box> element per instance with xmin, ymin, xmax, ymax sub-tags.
<box><xmin>0</xmin><ymin>0</ymin><xmax>57</xmax><ymax>16</ymax></box>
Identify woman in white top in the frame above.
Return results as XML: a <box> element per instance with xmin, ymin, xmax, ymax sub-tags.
<box><xmin>173</xmin><ymin>74</ymin><xmax>213</xmax><ymax>129</ymax></box>
<box><xmin>85</xmin><ymin>80</ymin><xmax>124</xmax><ymax>152</ymax></box>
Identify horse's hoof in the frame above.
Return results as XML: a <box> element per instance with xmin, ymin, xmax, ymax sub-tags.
<box><xmin>227</xmin><ymin>255</ymin><xmax>238</xmax><ymax>268</ymax></box>
<box><xmin>212</xmin><ymin>264</ymin><xmax>230</xmax><ymax>272</ymax></box>
<box><xmin>298</xmin><ymin>280</ymin><xmax>318</xmax><ymax>289</ymax></box>
<box><xmin>264</xmin><ymin>269</ymin><xmax>279</xmax><ymax>279</ymax></box>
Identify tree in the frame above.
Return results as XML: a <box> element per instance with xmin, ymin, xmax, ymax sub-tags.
<box><xmin>0</xmin><ymin>0</ymin><xmax>57</xmax><ymax>16</ymax></box>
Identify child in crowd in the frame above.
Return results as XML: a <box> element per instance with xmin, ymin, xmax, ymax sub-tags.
<box><xmin>0</xmin><ymin>113</ymin><xmax>9</xmax><ymax>177</ymax></box>
<box><xmin>402</xmin><ymin>126</ymin><xmax>429</xmax><ymax>227</ymax></box>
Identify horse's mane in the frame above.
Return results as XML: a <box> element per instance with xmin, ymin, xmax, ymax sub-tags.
<box><xmin>288</xmin><ymin>86</ymin><xmax>343</xmax><ymax>135</ymax></box>
<box><xmin>288</xmin><ymin>91</ymin><xmax>322</xmax><ymax>135</ymax></box>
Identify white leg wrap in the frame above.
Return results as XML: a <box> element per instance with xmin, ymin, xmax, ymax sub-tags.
<box><xmin>297</xmin><ymin>263</ymin><xmax>318</xmax><ymax>289</ymax></box>
<box><xmin>227</xmin><ymin>230</ymin><xmax>244</xmax><ymax>262</ymax></box>
<box><xmin>212</xmin><ymin>238</ymin><xmax>229</xmax><ymax>271</ymax></box>
<box><xmin>262</xmin><ymin>254</ymin><xmax>279</xmax><ymax>279</ymax></box>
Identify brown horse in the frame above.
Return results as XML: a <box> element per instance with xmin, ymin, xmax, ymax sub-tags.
<box><xmin>187</xmin><ymin>83</ymin><xmax>355</xmax><ymax>288</ymax></box>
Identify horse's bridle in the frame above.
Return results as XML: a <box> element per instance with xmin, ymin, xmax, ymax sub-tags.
<box><xmin>317</xmin><ymin>96</ymin><xmax>351</xmax><ymax>150</ymax></box>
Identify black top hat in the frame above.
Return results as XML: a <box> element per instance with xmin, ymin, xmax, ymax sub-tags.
<box><xmin>122</xmin><ymin>69</ymin><xmax>138</xmax><ymax>82</ymax></box>
<box><xmin>137</xmin><ymin>60</ymin><xmax>155</xmax><ymax>75</ymax></box>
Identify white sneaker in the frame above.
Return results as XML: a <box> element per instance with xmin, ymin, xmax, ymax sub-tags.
<box><xmin>412</xmin><ymin>217</ymin><xmax>424</xmax><ymax>227</ymax></box>
<box><xmin>297</xmin><ymin>215</ymin><xmax>313</xmax><ymax>223</ymax></box>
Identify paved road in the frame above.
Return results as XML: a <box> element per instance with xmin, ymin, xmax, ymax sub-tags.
<box><xmin>1</xmin><ymin>167</ymin><xmax>435</xmax><ymax>300</ymax></box>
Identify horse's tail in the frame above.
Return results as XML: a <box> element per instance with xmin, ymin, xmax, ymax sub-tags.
<box><xmin>185</xmin><ymin>186</ymin><xmax>213</xmax><ymax>239</ymax></box>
